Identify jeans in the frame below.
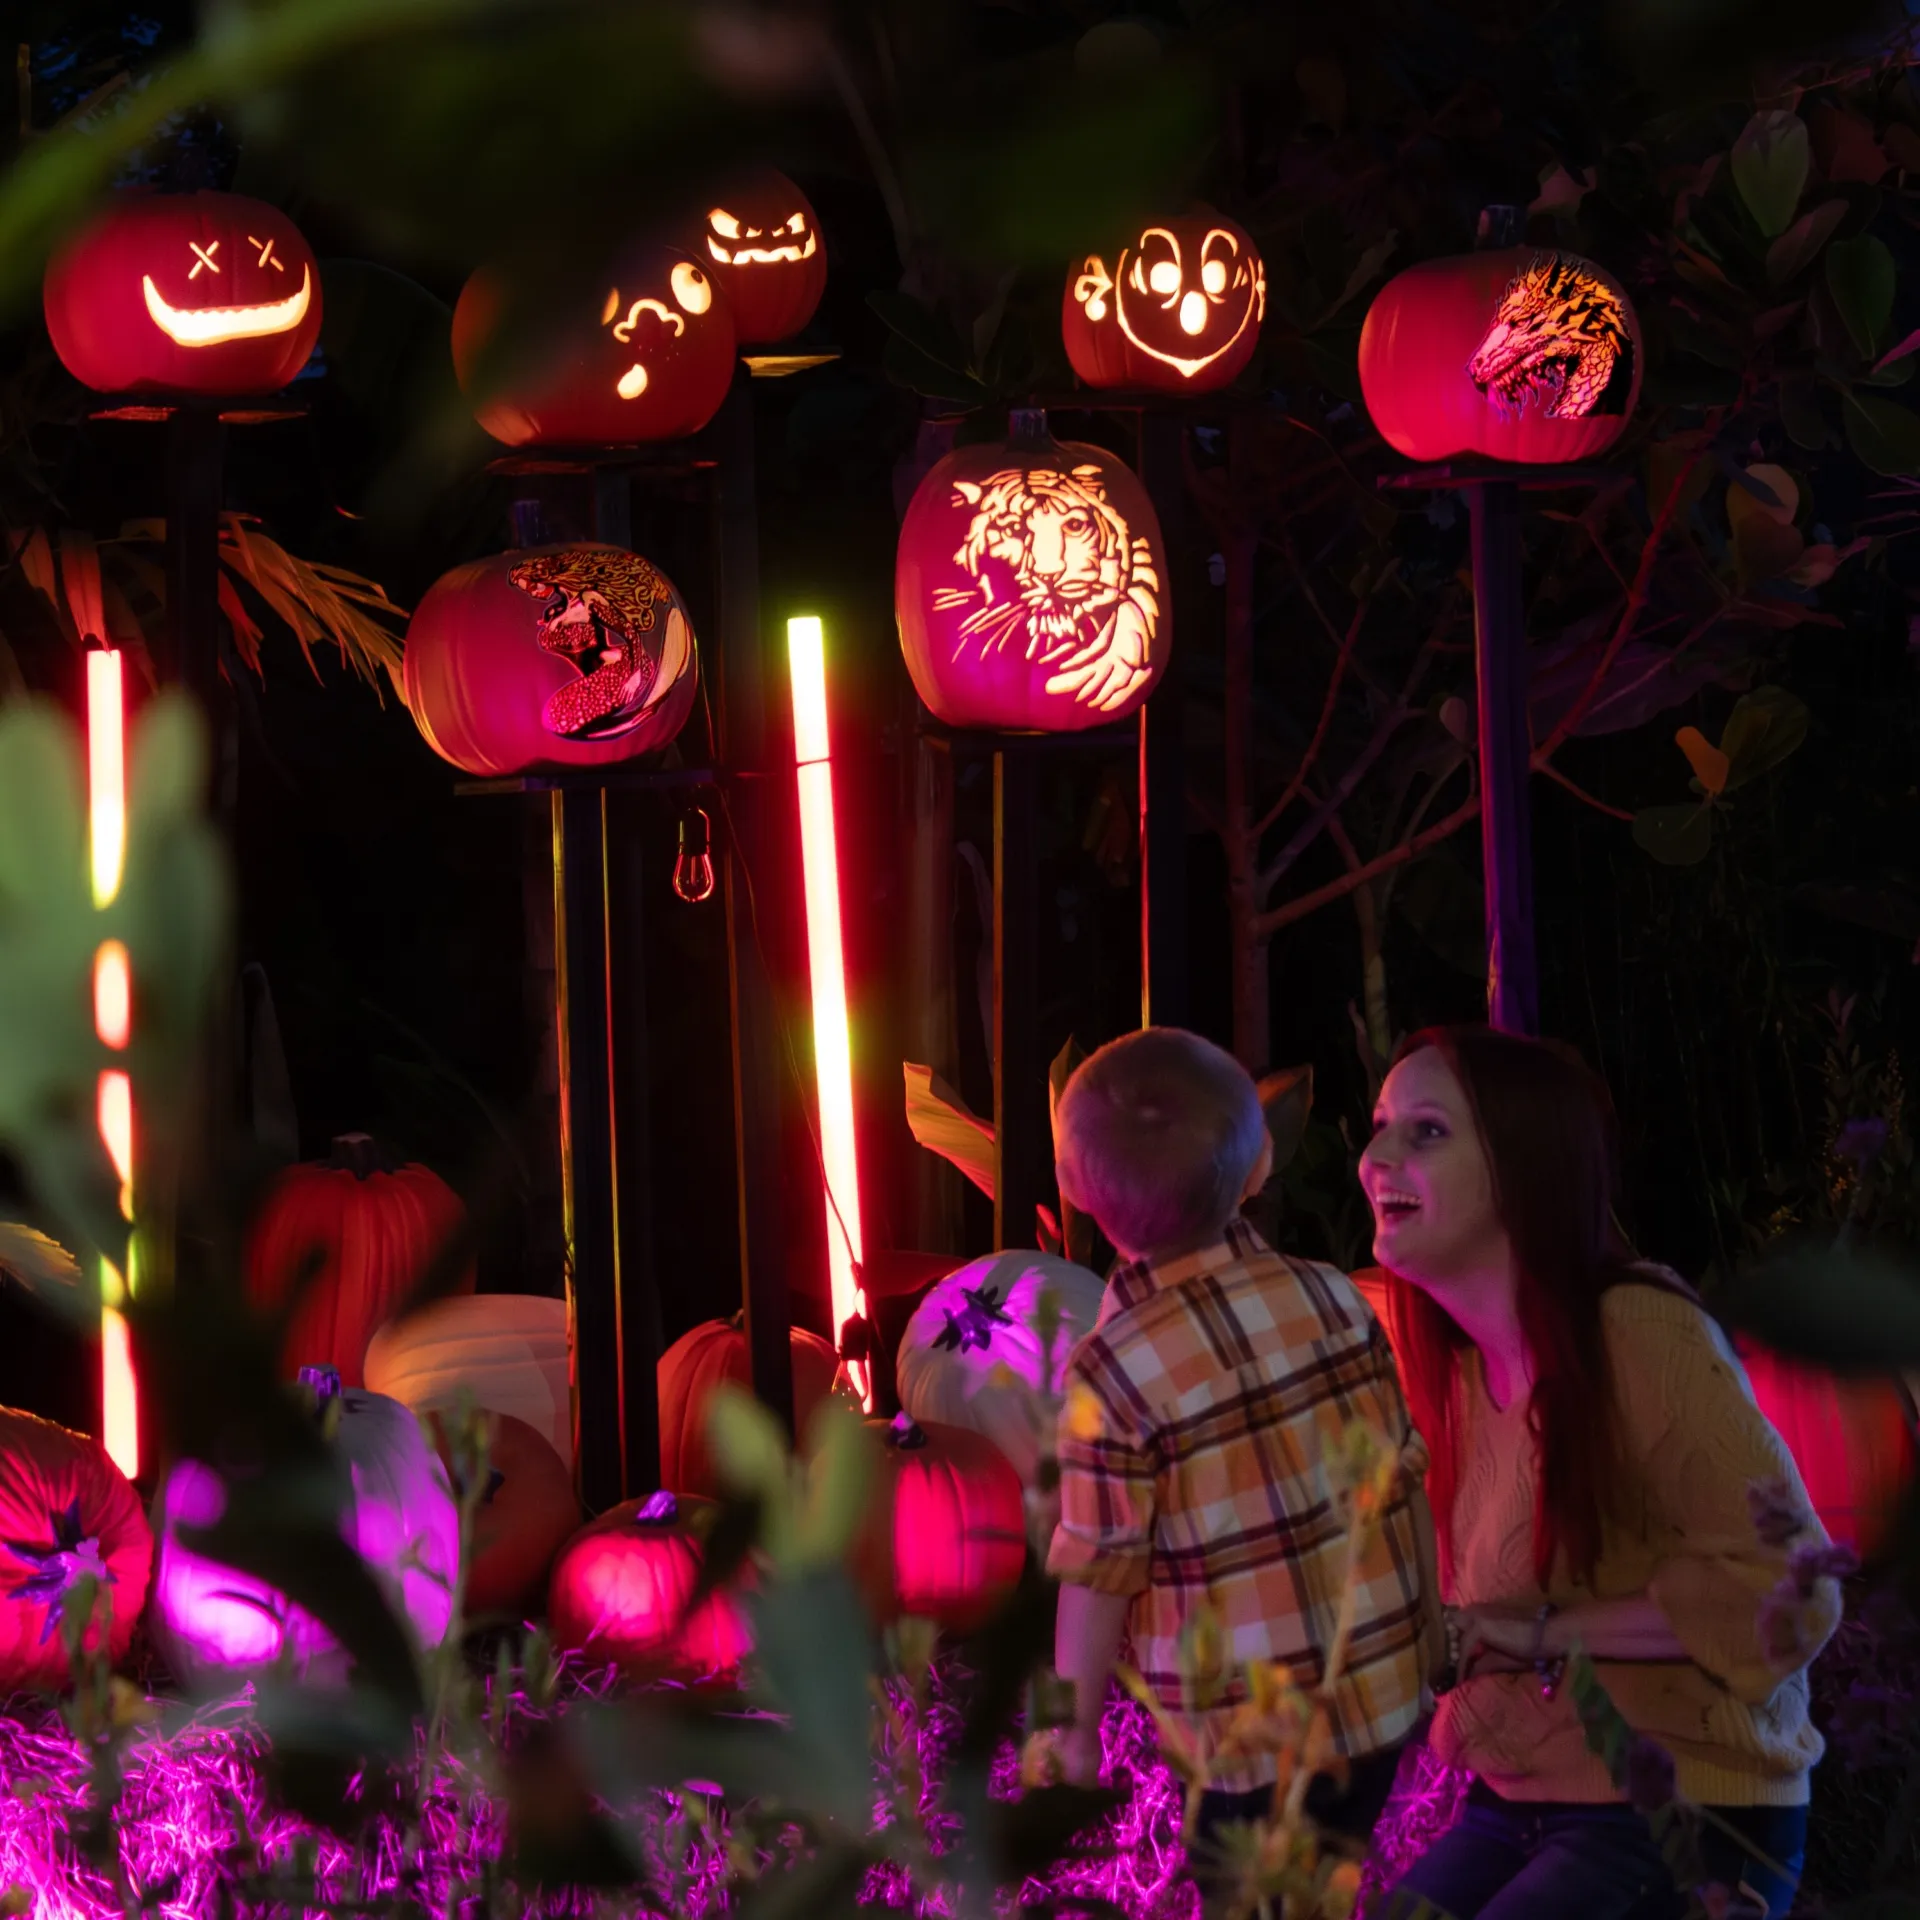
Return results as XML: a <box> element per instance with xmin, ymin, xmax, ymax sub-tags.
<box><xmin>1386</xmin><ymin>1780</ymin><xmax>1809</xmax><ymax>1920</ymax></box>
<box><xmin>1189</xmin><ymin>1744</ymin><xmax>1406</xmax><ymax>1914</ymax></box>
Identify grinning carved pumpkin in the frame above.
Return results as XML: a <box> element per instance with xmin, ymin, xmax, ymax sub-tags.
<box><xmin>1735</xmin><ymin>1342</ymin><xmax>1915</xmax><ymax>1560</ymax></box>
<box><xmin>894</xmin><ymin>1251</ymin><xmax>1107</xmax><ymax>1487</ymax></box>
<box><xmin>425</xmin><ymin>1409</ymin><xmax>579</xmax><ymax>1617</ymax></box>
<box><xmin>1358</xmin><ymin>248</ymin><xmax>1642</xmax><ymax>464</ymax></box>
<box><xmin>0</xmin><ymin>1407</ymin><xmax>152</xmax><ymax>1690</ymax></box>
<box><xmin>452</xmin><ymin>240</ymin><xmax>736</xmax><ymax>447</ymax></box>
<box><xmin>44</xmin><ymin>190</ymin><xmax>322</xmax><ymax>398</ymax></box>
<box><xmin>897</xmin><ymin>413</ymin><xmax>1168</xmax><ymax>732</ymax></box>
<box><xmin>404</xmin><ymin>543</ymin><xmax>699</xmax><ymax>779</ymax></box>
<box><xmin>658</xmin><ymin>1315</ymin><xmax>844</xmax><ymax>1501</ymax></box>
<box><xmin>1062</xmin><ymin>213</ymin><xmax>1264</xmax><ymax>395</ymax></box>
<box><xmin>695</xmin><ymin>168</ymin><xmax>827</xmax><ymax>346</ymax></box>
<box><xmin>244</xmin><ymin>1134</ymin><xmax>472</xmax><ymax>1391</ymax></box>
<box><xmin>365</xmin><ymin>1293</ymin><xmax>573</xmax><ymax>1471</ymax></box>
<box><xmin>153</xmin><ymin>1373</ymin><xmax>459</xmax><ymax>1684</ymax></box>
<box><xmin>857</xmin><ymin>1416</ymin><xmax>1025</xmax><ymax>1635</ymax></box>
<box><xmin>548</xmin><ymin>1490</ymin><xmax>752</xmax><ymax>1680</ymax></box>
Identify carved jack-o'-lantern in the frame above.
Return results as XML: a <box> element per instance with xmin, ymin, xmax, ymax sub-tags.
<box><xmin>43</xmin><ymin>191</ymin><xmax>322</xmax><ymax>397</ymax></box>
<box><xmin>1358</xmin><ymin>248</ymin><xmax>1642</xmax><ymax>464</ymax></box>
<box><xmin>404</xmin><ymin>542</ymin><xmax>699</xmax><ymax>777</ymax></box>
<box><xmin>451</xmin><ymin>240</ymin><xmax>736</xmax><ymax>447</ymax></box>
<box><xmin>896</xmin><ymin>412</ymin><xmax>1168</xmax><ymax>732</ymax></box>
<box><xmin>696</xmin><ymin>168</ymin><xmax>827</xmax><ymax>346</ymax></box>
<box><xmin>1062</xmin><ymin>214</ymin><xmax>1264</xmax><ymax>395</ymax></box>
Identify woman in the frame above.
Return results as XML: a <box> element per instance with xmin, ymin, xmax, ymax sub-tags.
<box><xmin>1360</xmin><ymin>1027</ymin><xmax>1841</xmax><ymax>1920</ymax></box>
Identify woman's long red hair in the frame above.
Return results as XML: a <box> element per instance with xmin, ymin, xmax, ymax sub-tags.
<box><xmin>1381</xmin><ymin>1027</ymin><xmax>1677</xmax><ymax>1590</ymax></box>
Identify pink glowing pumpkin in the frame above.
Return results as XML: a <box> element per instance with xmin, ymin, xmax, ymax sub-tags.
<box><xmin>153</xmin><ymin>1374</ymin><xmax>458</xmax><ymax>1683</ymax></box>
<box><xmin>548</xmin><ymin>1490</ymin><xmax>753</xmax><ymax>1681</ymax></box>
<box><xmin>404</xmin><ymin>543</ymin><xmax>699</xmax><ymax>779</ymax></box>
<box><xmin>0</xmin><ymin>1407</ymin><xmax>152</xmax><ymax>1689</ymax></box>
<box><xmin>894</xmin><ymin>1252</ymin><xmax>1106</xmax><ymax>1486</ymax></box>
<box><xmin>896</xmin><ymin>416</ymin><xmax>1168</xmax><ymax>732</ymax></box>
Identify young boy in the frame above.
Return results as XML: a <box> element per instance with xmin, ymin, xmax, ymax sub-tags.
<box><xmin>1047</xmin><ymin>1028</ymin><xmax>1434</xmax><ymax>1881</ymax></box>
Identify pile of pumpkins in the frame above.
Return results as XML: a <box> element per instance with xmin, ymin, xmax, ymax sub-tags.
<box><xmin>0</xmin><ymin>1138</ymin><xmax>1117</xmax><ymax>1697</ymax></box>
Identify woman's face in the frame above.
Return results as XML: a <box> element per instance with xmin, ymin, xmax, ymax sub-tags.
<box><xmin>1359</xmin><ymin>1046</ymin><xmax>1509</xmax><ymax>1286</ymax></box>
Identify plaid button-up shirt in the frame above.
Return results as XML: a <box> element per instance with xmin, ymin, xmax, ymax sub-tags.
<box><xmin>1048</xmin><ymin>1220</ymin><xmax>1430</xmax><ymax>1793</ymax></box>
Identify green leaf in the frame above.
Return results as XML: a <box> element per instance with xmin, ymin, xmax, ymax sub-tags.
<box><xmin>1826</xmin><ymin>235</ymin><xmax>1896</xmax><ymax>358</ymax></box>
<box><xmin>1779</xmin><ymin>377</ymin><xmax>1835</xmax><ymax>450</ymax></box>
<box><xmin>1765</xmin><ymin>200</ymin><xmax>1848</xmax><ymax>283</ymax></box>
<box><xmin>1718</xmin><ymin>686</ymin><xmax>1809</xmax><ymax>791</ymax></box>
<box><xmin>868</xmin><ymin>291</ymin><xmax>972</xmax><ymax>377</ymax></box>
<box><xmin>1631</xmin><ymin>804</ymin><xmax>1715</xmax><ymax>866</ymax></box>
<box><xmin>1718</xmin><ymin>1244</ymin><xmax>1920</xmax><ymax>1369</ymax></box>
<box><xmin>1843</xmin><ymin>391</ymin><xmax>1920</xmax><ymax>474</ymax></box>
<box><xmin>0</xmin><ymin>1223</ymin><xmax>80</xmax><ymax>1292</ymax></box>
<box><xmin>1047</xmin><ymin>1036</ymin><xmax>1095</xmax><ymax>1266</ymax></box>
<box><xmin>903</xmin><ymin>1063</ymin><xmax>996</xmax><ymax>1199</ymax></box>
<box><xmin>1731</xmin><ymin>110</ymin><xmax>1810</xmax><ymax>238</ymax></box>
<box><xmin>881</xmin><ymin>334</ymin><xmax>988</xmax><ymax>406</ymax></box>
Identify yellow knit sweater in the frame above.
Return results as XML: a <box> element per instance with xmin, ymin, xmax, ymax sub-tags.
<box><xmin>1431</xmin><ymin>1281</ymin><xmax>1842</xmax><ymax>1806</ymax></box>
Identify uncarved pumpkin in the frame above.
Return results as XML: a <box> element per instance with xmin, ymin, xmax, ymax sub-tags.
<box><xmin>896</xmin><ymin>418</ymin><xmax>1168</xmax><ymax>732</ymax></box>
<box><xmin>658</xmin><ymin>1315</ymin><xmax>844</xmax><ymax>1500</ymax></box>
<box><xmin>857</xmin><ymin>1416</ymin><xmax>1026</xmax><ymax>1635</ymax></box>
<box><xmin>895</xmin><ymin>1251</ymin><xmax>1107</xmax><ymax>1485</ymax></box>
<box><xmin>244</xmin><ymin>1134</ymin><xmax>472</xmax><ymax>1390</ymax></box>
<box><xmin>153</xmin><ymin>1377</ymin><xmax>459</xmax><ymax>1684</ymax></box>
<box><xmin>548</xmin><ymin>1491</ymin><xmax>752</xmax><ymax>1681</ymax></box>
<box><xmin>1358</xmin><ymin>247</ymin><xmax>1642</xmax><ymax>465</ymax></box>
<box><xmin>44</xmin><ymin>190</ymin><xmax>322</xmax><ymax>397</ymax></box>
<box><xmin>694</xmin><ymin>167</ymin><xmax>827</xmax><ymax>346</ymax></box>
<box><xmin>365</xmin><ymin>1293</ymin><xmax>573</xmax><ymax>1472</ymax></box>
<box><xmin>425</xmin><ymin>1408</ymin><xmax>580</xmax><ymax>1617</ymax></box>
<box><xmin>1736</xmin><ymin>1342</ymin><xmax>1915</xmax><ymax>1559</ymax></box>
<box><xmin>403</xmin><ymin>543</ymin><xmax>699</xmax><ymax>779</ymax></box>
<box><xmin>0</xmin><ymin>1407</ymin><xmax>151</xmax><ymax>1689</ymax></box>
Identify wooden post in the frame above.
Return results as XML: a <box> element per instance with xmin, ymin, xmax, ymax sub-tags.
<box><xmin>993</xmin><ymin>749</ymin><xmax>1044</xmax><ymax>1251</ymax></box>
<box><xmin>1469</xmin><ymin>477</ymin><xmax>1538</xmax><ymax>1036</ymax></box>
<box><xmin>714</xmin><ymin>380</ymin><xmax>795</xmax><ymax>1435</ymax></box>
<box><xmin>1136</xmin><ymin>412</ymin><xmax>1189</xmax><ymax>1029</ymax></box>
<box><xmin>165</xmin><ymin>406</ymin><xmax>225</xmax><ymax>719</ymax></box>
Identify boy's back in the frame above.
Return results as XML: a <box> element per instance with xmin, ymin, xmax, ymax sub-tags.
<box><xmin>1052</xmin><ymin>1219</ymin><xmax>1428</xmax><ymax>1794</ymax></box>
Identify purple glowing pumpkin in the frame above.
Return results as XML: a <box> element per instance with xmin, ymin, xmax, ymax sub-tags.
<box><xmin>153</xmin><ymin>1373</ymin><xmax>458</xmax><ymax>1684</ymax></box>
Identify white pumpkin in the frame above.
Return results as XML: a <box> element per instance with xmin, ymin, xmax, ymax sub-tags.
<box><xmin>894</xmin><ymin>1252</ymin><xmax>1107</xmax><ymax>1484</ymax></box>
<box><xmin>365</xmin><ymin>1293</ymin><xmax>572</xmax><ymax>1469</ymax></box>
<box><xmin>154</xmin><ymin>1378</ymin><xmax>458</xmax><ymax>1686</ymax></box>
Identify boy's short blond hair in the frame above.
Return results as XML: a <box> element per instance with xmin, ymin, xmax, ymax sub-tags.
<box><xmin>1054</xmin><ymin>1027</ymin><xmax>1266</xmax><ymax>1257</ymax></box>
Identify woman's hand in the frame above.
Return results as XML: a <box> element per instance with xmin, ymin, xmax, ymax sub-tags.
<box><xmin>1451</xmin><ymin>1604</ymin><xmax>1546</xmax><ymax>1676</ymax></box>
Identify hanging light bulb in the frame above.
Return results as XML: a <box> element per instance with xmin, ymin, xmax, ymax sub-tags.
<box><xmin>672</xmin><ymin>803</ymin><xmax>716</xmax><ymax>904</ymax></box>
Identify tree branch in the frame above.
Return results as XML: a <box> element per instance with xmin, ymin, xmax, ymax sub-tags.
<box><xmin>1254</xmin><ymin>795</ymin><xmax>1482</xmax><ymax>941</ymax></box>
<box><xmin>1536</xmin><ymin>760</ymin><xmax>1634</xmax><ymax>822</ymax></box>
<box><xmin>1253</xmin><ymin>593</ymin><xmax>1370</xmax><ymax>839</ymax></box>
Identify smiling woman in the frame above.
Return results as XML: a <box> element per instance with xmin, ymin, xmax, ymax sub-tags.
<box><xmin>43</xmin><ymin>190</ymin><xmax>323</xmax><ymax>396</ymax></box>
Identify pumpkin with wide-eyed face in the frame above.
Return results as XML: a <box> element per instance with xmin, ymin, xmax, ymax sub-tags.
<box><xmin>43</xmin><ymin>190</ymin><xmax>322</xmax><ymax>397</ymax></box>
<box><xmin>1358</xmin><ymin>247</ymin><xmax>1642</xmax><ymax>464</ymax></box>
<box><xmin>452</xmin><ymin>240</ymin><xmax>736</xmax><ymax>447</ymax></box>
<box><xmin>1062</xmin><ymin>213</ymin><xmax>1264</xmax><ymax>395</ymax></box>
<box><xmin>896</xmin><ymin>416</ymin><xmax>1168</xmax><ymax>731</ymax></box>
<box><xmin>404</xmin><ymin>542</ymin><xmax>699</xmax><ymax>777</ymax></box>
<box><xmin>697</xmin><ymin>168</ymin><xmax>826</xmax><ymax>346</ymax></box>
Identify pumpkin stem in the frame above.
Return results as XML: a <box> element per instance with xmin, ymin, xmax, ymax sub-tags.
<box><xmin>1007</xmin><ymin>407</ymin><xmax>1053</xmax><ymax>450</ymax></box>
<box><xmin>637</xmin><ymin>1489</ymin><xmax>679</xmax><ymax>1525</ymax></box>
<box><xmin>1476</xmin><ymin>205</ymin><xmax>1522</xmax><ymax>249</ymax></box>
<box><xmin>328</xmin><ymin>1133</ymin><xmax>397</xmax><ymax>1179</ymax></box>
<box><xmin>297</xmin><ymin>1364</ymin><xmax>342</xmax><ymax>1407</ymax></box>
<box><xmin>887</xmin><ymin>1412</ymin><xmax>927</xmax><ymax>1451</ymax></box>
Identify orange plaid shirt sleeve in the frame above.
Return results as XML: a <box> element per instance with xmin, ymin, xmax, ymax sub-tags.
<box><xmin>1048</xmin><ymin>1221</ymin><xmax>1431</xmax><ymax>1793</ymax></box>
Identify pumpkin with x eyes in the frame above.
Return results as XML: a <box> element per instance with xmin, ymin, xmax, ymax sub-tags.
<box><xmin>1062</xmin><ymin>213</ymin><xmax>1265</xmax><ymax>395</ymax></box>
<box><xmin>696</xmin><ymin>168</ymin><xmax>827</xmax><ymax>345</ymax></box>
<box><xmin>44</xmin><ymin>190</ymin><xmax>322</xmax><ymax>397</ymax></box>
<box><xmin>451</xmin><ymin>240</ymin><xmax>736</xmax><ymax>447</ymax></box>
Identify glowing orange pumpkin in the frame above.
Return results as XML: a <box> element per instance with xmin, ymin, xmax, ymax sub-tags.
<box><xmin>244</xmin><ymin>1135</ymin><xmax>472</xmax><ymax>1390</ymax></box>
<box><xmin>896</xmin><ymin>416</ymin><xmax>1168</xmax><ymax>731</ymax></box>
<box><xmin>658</xmin><ymin>1315</ymin><xmax>844</xmax><ymax>1500</ymax></box>
<box><xmin>44</xmin><ymin>190</ymin><xmax>322</xmax><ymax>397</ymax></box>
<box><xmin>425</xmin><ymin>1409</ymin><xmax>579</xmax><ymax>1616</ymax></box>
<box><xmin>404</xmin><ymin>543</ymin><xmax>699</xmax><ymax>778</ymax></box>
<box><xmin>857</xmin><ymin>1416</ymin><xmax>1025</xmax><ymax>1634</ymax></box>
<box><xmin>1736</xmin><ymin>1343</ymin><xmax>1914</xmax><ymax>1559</ymax></box>
<box><xmin>452</xmin><ymin>240</ymin><xmax>735</xmax><ymax>447</ymax></box>
<box><xmin>695</xmin><ymin>168</ymin><xmax>826</xmax><ymax>346</ymax></box>
<box><xmin>1062</xmin><ymin>213</ymin><xmax>1264</xmax><ymax>394</ymax></box>
<box><xmin>1358</xmin><ymin>248</ymin><xmax>1642</xmax><ymax>464</ymax></box>
<box><xmin>548</xmin><ymin>1490</ymin><xmax>752</xmax><ymax>1680</ymax></box>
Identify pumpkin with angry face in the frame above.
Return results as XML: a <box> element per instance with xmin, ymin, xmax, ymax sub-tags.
<box><xmin>44</xmin><ymin>191</ymin><xmax>322</xmax><ymax>397</ymax></box>
<box><xmin>697</xmin><ymin>168</ymin><xmax>827</xmax><ymax>346</ymax></box>
<box><xmin>1062</xmin><ymin>213</ymin><xmax>1264</xmax><ymax>394</ymax></box>
<box><xmin>452</xmin><ymin>239</ymin><xmax>736</xmax><ymax>446</ymax></box>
